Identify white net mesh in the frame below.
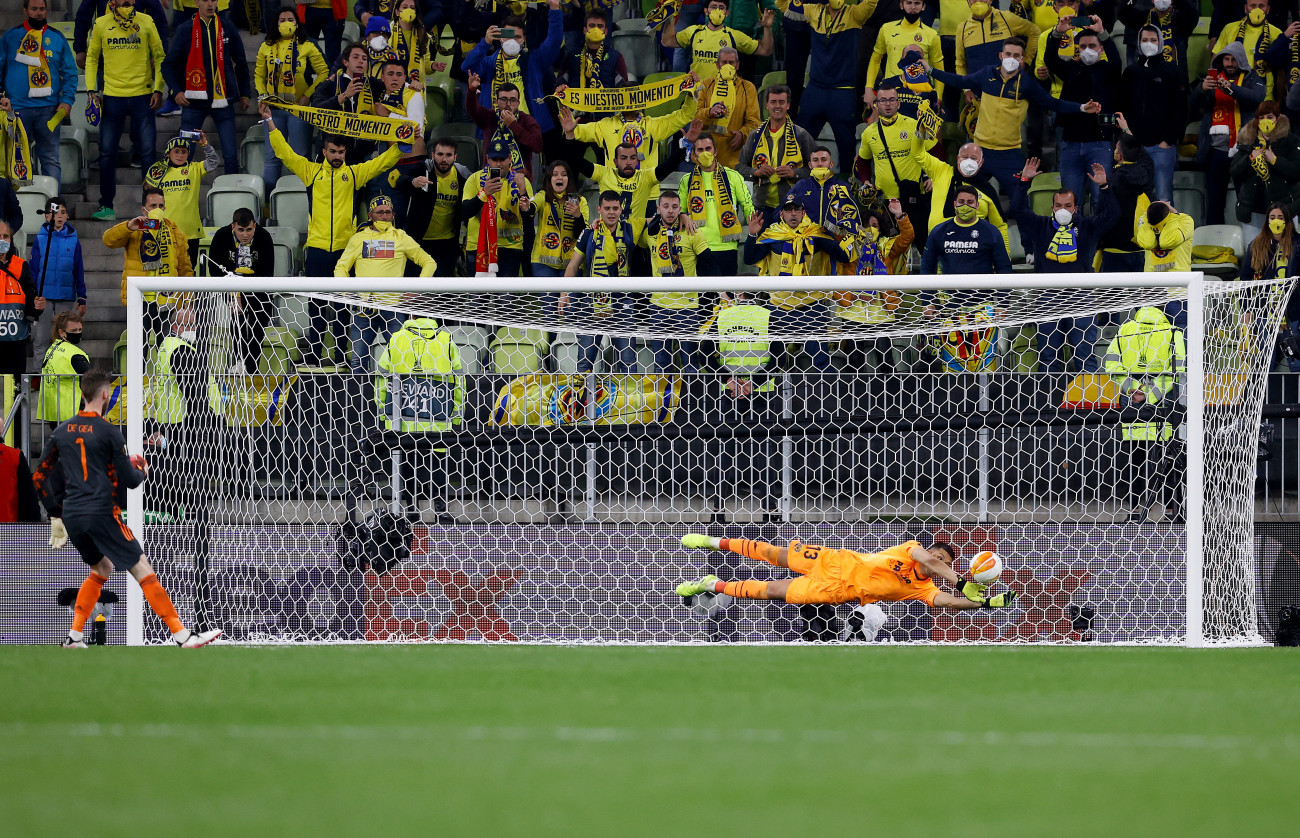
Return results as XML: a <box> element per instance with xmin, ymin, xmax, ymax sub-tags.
<box><xmin>122</xmin><ymin>275</ymin><xmax>1293</xmax><ymax>645</ymax></box>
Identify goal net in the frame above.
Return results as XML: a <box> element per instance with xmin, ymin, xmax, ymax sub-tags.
<box><xmin>121</xmin><ymin>272</ymin><xmax>1293</xmax><ymax>646</ymax></box>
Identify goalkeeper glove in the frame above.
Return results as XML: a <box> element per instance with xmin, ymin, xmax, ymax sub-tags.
<box><xmin>981</xmin><ymin>590</ymin><xmax>1018</xmax><ymax>609</ymax></box>
<box><xmin>954</xmin><ymin>577</ymin><xmax>988</xmax><ymax>603</ymax></box>
<box><xmin>49</xmin><ymin>518</ymin><xmax>68</xmax><ymax>549</ymax></box>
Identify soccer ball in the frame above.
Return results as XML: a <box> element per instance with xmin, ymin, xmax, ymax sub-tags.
<box><xmin>970</xmin><ymin>551</ymin><xmax>1003</xmax><ymax>584</ymax></box>
<box><xmin>839</xmin><ymin>604</ymin><xmax>888</xmax><ymax>642</ymax></box>
<box><xmin>685</xmin><ymin>591</ymin><xmax>733</xmax><ymax>618</ymax></box>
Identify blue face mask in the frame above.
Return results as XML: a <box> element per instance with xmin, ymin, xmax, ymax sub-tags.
<box><xmin>0</xmin><ymin>240</ymin><xmax>11</xmax><ymax>254</ymax></box>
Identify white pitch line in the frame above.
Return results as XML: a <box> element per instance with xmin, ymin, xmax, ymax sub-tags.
<box><xmin>0</xmin><ymin>723</ymin><xmax>1293</xmax><ymax>754</ymax></box>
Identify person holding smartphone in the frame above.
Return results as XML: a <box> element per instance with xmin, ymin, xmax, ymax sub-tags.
<box><xmin>103</xmin><ymin>187</ymin><xmax>194</xmax><ymax>344</ymax></box>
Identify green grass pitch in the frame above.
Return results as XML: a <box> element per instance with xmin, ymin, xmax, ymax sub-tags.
<box><xmin>2</xmin><ymin>646</ymin><xmax>1296</xmax><ymax>836</ymax></box>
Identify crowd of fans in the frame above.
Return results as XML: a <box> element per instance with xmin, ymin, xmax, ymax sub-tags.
<box><xmin>3</xmin><ymin>0</ymin><xmax>1300</xmax><ymax>394</ymax></box>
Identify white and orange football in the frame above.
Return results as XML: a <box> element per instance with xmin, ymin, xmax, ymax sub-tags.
<box><xmin>970</xmin><ymin>551</ymin><xmax>1003</xmax><ymax>584</ymax></box>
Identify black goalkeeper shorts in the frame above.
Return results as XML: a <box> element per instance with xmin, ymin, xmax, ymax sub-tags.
<box><xmin>64</xmin><ymin>511</ymin><xmax>144</xmax><ymax>572</ymax></box>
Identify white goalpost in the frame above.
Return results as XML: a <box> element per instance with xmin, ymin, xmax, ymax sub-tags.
<box><xmin>122</xmin><ymin>272</ymin><xmax>1293</xmax><ymax>647</ymax></box>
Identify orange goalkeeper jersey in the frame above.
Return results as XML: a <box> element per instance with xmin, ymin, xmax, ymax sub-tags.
<box><xmin>789</xmin><ymin>539</ymin><xmax>942</xmax><ymax>606</ymax></box>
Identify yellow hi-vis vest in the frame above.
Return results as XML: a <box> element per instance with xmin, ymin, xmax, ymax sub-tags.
<box><xmin>150</xmin><ymin>334</ymin><xmax>194</xmax><ymax>425</ymax></box>
<box><xmin>1103</xmin><ymin>307</ymin><xmax>1186</xmax><ymax>442</ymax></box>
<box><xmin>717</xmin><ymin>303</ymin><xmax>771</xmax><ymax>375</ymax></box>
<box><xmin>375</xmin><ymin>318</ymin><xmax>465</xmax><ymax>432</ymax></box>
<box><xmin>39</xmin><ymin>339</ymin><xmax>89</xmax><ymax>422</ymax></box>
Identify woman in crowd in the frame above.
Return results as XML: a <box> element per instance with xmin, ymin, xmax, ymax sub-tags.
<box><xmin>256</xmin><ymin>5</ymin><xmax>329</xmax><ymax>187</ymax></box>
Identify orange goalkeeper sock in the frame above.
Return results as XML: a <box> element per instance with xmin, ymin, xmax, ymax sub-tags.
<box><xmin>720</xmin><ymin>539</ymin><xmax>779</xmax><ymax>566</ymax></box>
<box><xmin>71</xmin><ymin>572</ymin><xmax>109</xmax><ymax>633</ymax></box>
<box><xmin>721</xmin><ymin>580</ymin><xmax>769</xmax><ymax>600</ymax></box>
<box><xmin>139</xmin><ymin>574</ymin><xmax>185</xmax><ymax>634</ymax></box>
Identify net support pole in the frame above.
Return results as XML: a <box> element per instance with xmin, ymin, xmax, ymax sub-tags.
<box><xmin>125</xmin><ymin>280</ymin><xmax>145</xmax><ymax>647</ymax></box>
<box><xmin>978</xmin><ymin>372</ymin><xmax>991</xmax><ymax>521</ymax></box>
<box><xmin>780</xmin><ymin>373</ymin><xmax>793</xmax><ymax>523</ymax></box>
<box><xmin>1185</xmin><ymin>273</ymin><xmax>1206</xmax><ymax>648</ymax></box>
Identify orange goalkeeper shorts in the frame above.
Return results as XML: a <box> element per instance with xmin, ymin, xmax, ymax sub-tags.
<box><xmin>783</xmin><ymin>548</ymin><xmax>855</xmax><ymax>605</ymax></box>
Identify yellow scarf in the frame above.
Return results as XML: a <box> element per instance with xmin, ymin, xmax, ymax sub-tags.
<box><xmin>755</xmin><ymin>118</ymin><xmax>801</xmax><ymax>181</ymax></box>
<box><xmin>758</xmin><ymin>218</ymin><xmax>832</xmax><ymax>276</ymax></box>
<box><xmin>393</xmin><ymin>25</ymin><xmax>427</xmax><ymax>84</ymax></box>
<box><xmin>17</xmin><ymin>24</ymin><xmax>52</xmax><ymax>98</ymax></box>
<box><xmin>494</xmin><ymin>51</ymin><xmax>529</xmax><ymax>114</ymax></box>
<box><xmin>1252</xmin><ymin>135</ymin><xmax>1271</xmax><ymax>182</ymax></box>
<box><xmin>706</xmin><ymin>76</ymin><xmax>736</xmax><ymax>127</ymax></box>
<box><xmin>536</xmin><ymin>195</ymin><xmax>578</xmax><ymax>268</ymax></box>
<box><xmin>0</xmin><ymin>110</ymin><xmax>33</xmax><ymax>185</ymax></box>
<box><xmin>685</xmin><ymin>166</ymin><xmax>742</xmax><ymax>242</ymax></box>
<box><xmin>579</xmin><ymin>45</ymin><xmax>606</xmax><ymax>88</ymax></box>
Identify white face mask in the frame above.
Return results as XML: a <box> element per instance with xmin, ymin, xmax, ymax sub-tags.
<box><xmin>1001</xmin><ymin>56</ymin><xmax>1020</xmax><ymax>74</ymax></box>
<box><xmin>1054</xmin><ymin>208</ymin><xmax>1074</xmax><ymax>226</ymax></box>
<box><xmin>958</xmin><ymin>158</ymin><xmax>980</xmax><ymax>177</ymax></box>
<box><xmin>1153</xmin><ymin>0</ymin><xmax>1170</xmax><ymax>9</ymax></box>
<box><xmin>369</xmin><ymin>35</ymin><xmax>388</xmax><ymax>51</ymax></box>
<box><xmin>180</xmin><ymin>330</ymin><xmax>198</xmax><ymax>343</ymax></box>
<box><xmin>1140</xmin><ymin>41</ymin><xmax>1161</xmax><ymax>57</ymax></box>
<box><xmin>502</xmin><ymin>39</ymin><xmax>521</xmax><ymax>57</ymax></box>
<box><xmin>1079</xmin><ymin>48</ymin><xmax>1100</xmax><ymax>66</ymax></box>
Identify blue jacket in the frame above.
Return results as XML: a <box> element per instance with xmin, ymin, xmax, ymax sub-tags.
<box><xmin>1010</xmin><ymin>182</ymin><xmax>1119</xmax><ymax>273</ymax></box>
<box><xmin>29</xmin><ymin>223</ymin><xmax>86</xmax><ymax>303</ymax></box>
<box><xmin>0</xmin><ymin>25</ymin><xmax>79</xmax><ymax>110</ymax></box>
<box><xmin>74</xmin><ymin>0</ymin><xmax>170</xmax><ymax>55</ymax></box>
<box><xmin>464</xmin><ymin>8</ymin><xmax>563</xmax><ymax>134</ymax></box>
<box><xmin>163</xmin><ymin>14</ymin><xmax>252</xmax><ymax>101</ymax></box>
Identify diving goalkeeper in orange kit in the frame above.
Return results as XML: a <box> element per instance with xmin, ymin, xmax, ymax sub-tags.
<box><xmin>675</xmin><ymin>535</ymin><xmax>1017</xmax><ymax>611</ymax></box>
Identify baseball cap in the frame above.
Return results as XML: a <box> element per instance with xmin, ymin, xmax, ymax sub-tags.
<box><xmin>486</xmin><ymin>137</ymin><xmax>511</xmax><ymax>161</ymax></box>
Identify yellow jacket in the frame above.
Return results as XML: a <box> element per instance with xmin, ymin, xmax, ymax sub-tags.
<box><xmin>1134</xmin><ymin>196</ymin><xmax>1195</xmax><ymax>273</ymax></box>
<box><xmin>270</xmin><ymin>130</ymin><xmax>402</xmax><ymax>251</ymax></box>
<box><xmin>857</xmin><ymin>114</ymin><xmax>938</xmax><ymax>199</ymax></box>
<box><xmin>105</xmin><ymin>219</ymin><xmax>193</xmax><ymax>305</ymax></box>
<box><xmin>696</xmin><ymin>77</ymin><xmax>760</xmax><ymax>170</ymax></box>
<box><xmin>573</xmin><ymin>99</ymin><xmax>698</xmax><ymax>170</ymax></box>
<box><xmin>86</xmin><ymin>10</ymin><xmax>166</xmax><ymax>98</ymax></box>
<box><xmin>255</xmin><ymin>39</ymin><xmax>329</xmax><ymax>101</ymax></box>
<box><xmin>335</xmin><ymin>221</ymin><xmax>436</xmax><ymax>304</ymax></box>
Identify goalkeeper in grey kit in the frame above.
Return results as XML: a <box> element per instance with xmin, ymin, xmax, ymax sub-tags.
<box><xmin>33</xmin><ymin>369</ymin><xmax>222</xmax><ymax>649</ymax></box>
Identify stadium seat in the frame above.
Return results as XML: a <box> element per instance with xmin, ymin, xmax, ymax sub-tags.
<box><xmin>59</xmin><ymin>127</ymin><xmax>89</xmax><ymax>191</ymax></box>
<box><xmin>612</xmin><ymin>30</ymin><xmax>657</xmax><ymax>81</ymax></box>
<box><xmin>12</xmin><ymin>228</ymin><xmax>25</xmax><ymax>258</ymax></box>
<box><xmin>259</xmin><ymin>326</ymin><xmax>298</xmax><ymax>375</ymax></box>
<box><xmin>239</xmin><ymin>122</ymin><xmax>267</xmax><ymax>178</ymax></box>
<box><xmin>616</xmin><ymin>18</ymin><xmax>649</xmax><ymax>31</ymax></box>
<box><xmin>27</xmin><ymin>175</ymin><xmax>58</xmax><ymax>201</ymax></box>
<box><xmin>16</xmin><ymin>185</ymin><xmax>52</xmax><ymax>226</ymax></box>
<box><xmin>1187</xmin><ymin>17</ymin><xmax>1211</xmax><ymax>83</ymax></box>
<box><xmin>1192</xmin><ymin>224</ymin><xmax>1245</xmax><ymax>276</ymax></box>
<box><xmin>264</xmin><ymin>225</ymin><xmax>301</xmax><ymax>276</ymax></box>
<box><xmin>207</xmin><ymin>174</ymin><xmax>266</xmax><ymax>227</ymax></box>
<box><xmin>445</xmin><ymin>325</ymin><xmax>490</xmax><ymax>373</ymax></box>
<box><xmin>551</xmin><ymin>333</ymin><xmax>582</xmax><ymax>374</ymax></box>
<box><xmin>1007</xmin><ymin>222</ymin><xmax>1034</xmax><ymax>273</ymax></box>
<box><xmin>1027</xmin><ymin>172</ymin><xmax>1062</xmax><ymax>216</ymax></box>
<box><xmin>660</xmin><ymin>170</ymin><xmax>685</xmax><ymax>193</ymax></box>
<box><xmin>437</xmin><ymin>122</ymin><xmax>479</xmax><ymax>139</ymax></box>
<box><xmin>495</xmin><ymin>327</ymin><xmax>550</xmax><ymax>351</ymax></box>
<box><xmin>1173</xmin><ymin>171</ymin><xmax>1208</xmax><ymax>227</ymax></box>
<box><xmin>454</xmin><ymin>137</ymin><xmax>481</xmax><ymax>173</ymax></box>
<box><xmin>269</xmin><ymin>175</ymin><xmax>308</xmax><ymax>229</ymax></box>
<box><xmin>491</xmin><ymin>341</ymin><xmax>544</xmax><ymax>374</ymax></box>
<box><xmin>424</xmin><ymin>73</ymin><xmax>457</xmax><ymax>130</ymax></box>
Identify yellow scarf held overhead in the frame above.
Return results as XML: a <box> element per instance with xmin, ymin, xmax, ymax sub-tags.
<box><xmin>685</xmin><ymin>166</ymin><xmax>743</xmax><ymax>242</ymax></box>
<box><xmin>16</xmin><ymin>24</ymin><xmax>52</xmax><ymax>98</ymax></box>
<box><xmin>550</xmin><ymin>73</ymin><xmax>699</xmax><ymax>113</ymax></box>
<box><xmin>266</xmin><ymin>100</ymin><xmax>419</xmax><ymax>143</ymax></box>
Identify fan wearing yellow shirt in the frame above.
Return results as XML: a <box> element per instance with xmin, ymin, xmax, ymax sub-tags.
<box><xmin>143</xmin><ymin>134</ymin><xmax>219</xmax><ymax>268</ymax></box>
<box><xmin>335</xmin><ymin>194</ymin><xmax>436</xmax><ymax>374</ymax></box>
<box><xmin>560</xmin><ymin>73</ymin><xmax>699</xmax><ymax>171</ymax></box>
<box><xmin>853</xmin><ymin>80</ymin><xmax>938</xmax><ymax>238</ymax></box>
<box><xmin>256</xmin><ymin>8</ymin><xmax>329</xmax><ymax>187</ymax></box>
<box><xmin>662</xmin><ymin>0</ymin><xmax>775</xmax><ymax>81</ymax></box>
<box><xmin>639</xmin><ymin>191</ymin><xmax>712</xmax><ymax>374</ymax></box>
<box><xmin>866</xmin><ymin>0</ymin><xmax>946</xmax><ymax>111</ymax></box>
<box><xmin>461</xmin><ymin>137</ymin><xmax>536</xmax><ymax>278</ymax></box>
<box><xmin>85</xmin><ymin>0</ymin><xmax>166</xmax><ymax>222</ymax></box>
<box><xmin>569</xmin><ymin>119</ymin><xmax>692</xmax><ymax>250</ymax></box>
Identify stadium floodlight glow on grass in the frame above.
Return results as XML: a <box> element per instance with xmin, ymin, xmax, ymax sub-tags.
<box><xmin>124</xmin><ymin>272</ymin><xmax>1293</xmax><ymax>648</ymax></box>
